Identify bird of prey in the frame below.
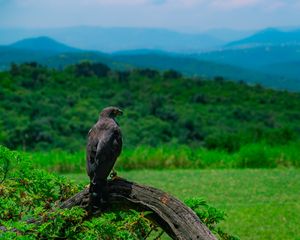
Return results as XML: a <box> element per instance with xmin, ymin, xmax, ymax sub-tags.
<box><xmin>86</xmin><ymin>106</ymin><xmax>123</xmax><ymax>211</ymax></box>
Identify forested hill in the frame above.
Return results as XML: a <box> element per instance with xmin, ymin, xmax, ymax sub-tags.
<box><xmin>0</xmin><ymin>62</ymin><xmax>299</xmax><ymax>152</ymax></box>
<box><xmin>1</xmin><ymin>36</ymin><xmax>300</xmax><ymax>91</ymax></box>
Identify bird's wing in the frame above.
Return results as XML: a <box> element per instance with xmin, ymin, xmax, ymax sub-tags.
<box><xmin>94</xmin><ymin>128</ymin><xmax>117</xmax><ymax>169</ymax></box>
<box><xmin>89</xmin><ymin>128</ymin><xmax>119</xmax><ymax>181</ymax></box>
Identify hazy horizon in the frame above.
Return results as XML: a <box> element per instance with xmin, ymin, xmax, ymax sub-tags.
<box><xmin>1</xmin><ymin>0</ymin><xmax>300</xmax><ymax>33</ymax></box>
<box><xmin>0</xmin><ymin>24</ymin><xmax>298</xmax><ymax>33</ymax></box>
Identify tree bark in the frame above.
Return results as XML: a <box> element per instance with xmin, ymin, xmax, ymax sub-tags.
<box><xmin>60</xmin><ymin>178</ymin><xmax>217</xmax><ymax>240</ymax></box>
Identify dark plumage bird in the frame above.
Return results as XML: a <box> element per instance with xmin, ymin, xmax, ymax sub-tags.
<box><xmin>86</xmin><ymin>106</ymin><xmax>123</xmax><ymax>210</ymax></box>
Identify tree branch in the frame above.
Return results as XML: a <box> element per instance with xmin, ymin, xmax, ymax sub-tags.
<box><xmin>60</xmin><ymin>179</ymin><xmax>217</xmax><ymax>240</ymax></box>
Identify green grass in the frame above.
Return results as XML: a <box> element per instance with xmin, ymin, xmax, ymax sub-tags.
<box><xmin>27</xmin><ymin>141</ymin><xmax>300</xmax><ymax>172</ymax></box>
<box><xmin>64</xmin><ymin>169</ymin><xmax>300</xmax><ymax>240</ymax></box>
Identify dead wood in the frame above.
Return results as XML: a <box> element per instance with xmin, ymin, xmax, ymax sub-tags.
<box><xmin>60</xmin><ymin>179</ymin><xmax>217</xmax><ymax>240</ymax></box>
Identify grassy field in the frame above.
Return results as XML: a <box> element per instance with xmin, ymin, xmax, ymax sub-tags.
<box><xmin>27</xmin><ymin>141</ymin><xmax>300</xmax><ymax>172</ymax></box>
<box><xmin>64</xmin><ymin>169</ymin><xmax>300</xmax><ymax>240</ymax></box>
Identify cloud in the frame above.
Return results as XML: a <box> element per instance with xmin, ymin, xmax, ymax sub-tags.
<box><xmin>210</xmin><ymin>0</ymin><xmax>300</xmax><ymax>12</ymax></box>
<box><xmin>211</xmin><ymin>0</ymin><xmax>260</xmax><ymax>9</ymax></box>
<box><xmin>82</xmin><ymin>0</ymin><xmax>146</xmax><ymax>6</ymax></box>
<box><xmin>82</xmin><ymin>0</ymin><xmax>168</xmax><ymax>6</ymax></box>
<box><xmin>265</xmin><ymin>1</ymin><xmax>287</xmax><ymax>11</ymax></box>
<box><xmin>149</xmin><ymin>0</ymin><xmax>167</xmax><ymax>5</ymax></box>
<box><xmin>90</xmin><ymin>0</ymin><xmax>199</xmax><ymax>7</ymax></box>
<box><xmin>1</xmin><ymin>0</ymin><xmax>300</xmax><ymax>30</ymax></box>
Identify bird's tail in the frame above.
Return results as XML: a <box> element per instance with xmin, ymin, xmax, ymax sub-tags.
<box><xmin>88</xmin><ymin>179</ymin><xmax>108</xmax><ymax>213</ymax></box>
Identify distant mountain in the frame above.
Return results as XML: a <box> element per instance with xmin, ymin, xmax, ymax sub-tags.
<box><xmin>226</xmin><ymin>28</ymin><xmax>300</xmax><ymax>48</ymax></box>
<box><xmin>0</xmin><ymin>45</ymin><xmax>60</xmax><ymax>68</ymax></box>
<box><xmin>113</xmin><ymin>53</ymin><xmax>300</xmax><ymax>91</ymax></box>
<box><xmin>0</xmin><ymin>36</ymin><xmax>299</xmax><ymax>91</ymax></box>
<box><xmin>260</xmin><ymin>61</ymin><xmax>300</xmax><ymax>80</ymax></box>
<box><xmin>0</xmin><ymin>37</ymin><xmax>81</xmax><ymax>70</ymax></box>
<box><xmin>41</xmin><ymin>51</ymin><xmax>131</xmax><ymax>70</ymax></box>
<box><xmin>0</xmin><ymin>27</ymin><xmax>224</xmax><ymax>53</ymax></box>
<box><xmin>196</xmin><ymin>44</ymin><xmax>300</xmax><ymax>69</ymax></box>
<box><xmin>3</xmin><ymin>26</ymin><xmax>300</xmax><ymax>53</ymax></box>
<box><xmin>203</xmin><ymin>28</ymin><xmax>255</xmax><ymax>42</ymax></box>
<box><xmin>10</xmin><ymin>36</ymin><xmax>80</xmax><ymax>53</ymax></box>
<box><xmin>112</xmin><ymin>49</ymin><xmax>171</xmax><ymax>56</ymax></box>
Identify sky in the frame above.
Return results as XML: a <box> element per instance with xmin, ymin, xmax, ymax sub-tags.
<box><xmin>0</xmin><ymin>0</ymin><xmax>299</xmax><ymax>32</ymax></box>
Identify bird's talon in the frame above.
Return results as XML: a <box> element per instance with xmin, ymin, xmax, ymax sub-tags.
<box><xmin>110</xmin><ymin>170</ymin><xmax>117</xmax><ymax>179</ymax></box>
<box><xmin>112</xmin><ymin>175</ymin><xmax>125</xmax><ymax>181</ymax></box>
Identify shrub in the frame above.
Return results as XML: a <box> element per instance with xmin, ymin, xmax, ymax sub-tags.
<box><xmin>205</xmin><ymin>133</ymin><xmax>241</xmax><ymax>153</ymax></box>
<box><xmin>163</xmin><ymin>69</ymin><xmax>182</xmax><ymax>79</ymax></box>
<box><xmin>74</xmin><ymin>61</ymin><xmax>110</xmax><ymax>77</ymax></box>
<box><xmin>185</xmin><ymin>198</ymin><xmax>239</xmax><ymax>240</ymax></box>
<box><xmin>236</xmin><ymin>144</ymin><xmax>276</xmax><ymax>168</ymax></box>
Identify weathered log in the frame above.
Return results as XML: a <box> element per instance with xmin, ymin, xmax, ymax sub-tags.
<box><xmin>60</xmin><ymin>179</ymin><xmax>217</xmax><ymax>240</ymax></box>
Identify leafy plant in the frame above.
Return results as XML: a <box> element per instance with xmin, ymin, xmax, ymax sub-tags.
<box><xmin>185</xmin><ymin>198</ymin><xmax>239</xmax><ymax>240</ymax></box>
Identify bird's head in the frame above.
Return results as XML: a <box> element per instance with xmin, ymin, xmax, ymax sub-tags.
<box><xmin>100</xmin><ymin>106</ymin><xmax>123</xmax><ymax>119</ymax></box>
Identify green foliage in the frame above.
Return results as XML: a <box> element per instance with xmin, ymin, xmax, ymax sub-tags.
<box><xmin>205</xmin><ymin>133</ymin><xmax>241</xmax><ymax>153</ymax></box>
<box><xmin>0</xmin><ymin>145</ymin><xmax>25</xmax><ymax>183</ymax></box>
<box><xmin>73</xmin><ymin>61</ymin><xmax>110</xmax><ymax>77</ymax></box>
<box><xmin>163</xmin><ymin>69</ymin><xmax>182</xmax><ymax>79</ymax></box>
<box><xmin>186</xmin><ymin>198</ymin><xmax>239</xmax><ymax>240</ymax></box>
<box><xmin>26</xmin><ymin>141</ymin><xmax>300</xmax><ymax>172</ymax></box>
<box><xmin>25</xmin><ymin>150</ymin><xmax>85</xmax><ymax>173</ymax></box>
<box><xmin>0</xmin><ymin>146</ymin><xmax>154</xmax><ymax>239</ymax></box>
<box><xmin>236</xmin><ymin>144</ymin><xmax>273</xmax><ymax>168</ymax></box>
<box><xmin>1</xmin><ymin>62</ymin><xmax>299</xmax><ymax>154</ymax></box>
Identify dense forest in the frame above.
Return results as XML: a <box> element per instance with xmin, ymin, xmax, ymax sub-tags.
<box><xmin>0</xmin><ymin>62</ymin><xmax>299</xmax><ymax>152</ymax></box>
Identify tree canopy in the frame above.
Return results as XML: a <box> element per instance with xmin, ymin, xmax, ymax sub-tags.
<box><xmin>0</xmin><ymin>62</ymin><xmax>299</xmax><ymax>152</ymax></box>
